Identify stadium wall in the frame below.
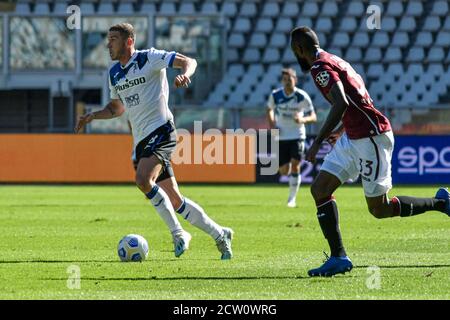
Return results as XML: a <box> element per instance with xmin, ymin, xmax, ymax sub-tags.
<box><xmin>0</xmin><ymin>134</ymin><xmax>255</xmax><ymax>183</ymax></box>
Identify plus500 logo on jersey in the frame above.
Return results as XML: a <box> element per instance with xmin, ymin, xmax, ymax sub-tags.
<box><xmin>115</xmin><ymin>77</ymin><xmax>146</xmax><ymax>92</ymax></box>
<box><xmin>393</xmin><ymin>136</ymin><xmax>450</xmax><ymax>184</ymax></box>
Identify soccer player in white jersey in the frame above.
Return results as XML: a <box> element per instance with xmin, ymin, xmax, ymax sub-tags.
<box><xmin>75</xmin><ymin>23</ymin><xmax>233</xmax><ymax>260</ymax></box>
<box><xmin>267</xmin><ymin>68</ymin><xmax>317</xmax><ymax>208</ymax></box>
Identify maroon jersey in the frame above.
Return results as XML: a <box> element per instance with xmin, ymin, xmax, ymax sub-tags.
<box><xmin>310</xmin><ymin>50</ymin><xmax>391</xmax><ymax>139</ymax></box>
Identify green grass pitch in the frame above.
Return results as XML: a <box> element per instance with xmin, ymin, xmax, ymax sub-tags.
<box><xmin>0</xmin><ymin>184</ymin><xmax>449</xmax><ymax>299</ymax></box>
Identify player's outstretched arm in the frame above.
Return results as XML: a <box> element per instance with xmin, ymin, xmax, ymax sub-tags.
<box><xmin>172</xmin><ymin>53</ymin><xmax>197</xmax><ymax>88</ymax></box>
<box><xmin>74</xmin><ymin>99</ymin><xmax>125</xmax><ymax>133</ymax></box>
<box><xmin>306</xmin><ymin>82</ymin><xmax>348</xmax><ymax>162</ymax></box>
<box><xmin>266</xmin><ymin>108</ymin><xmax>276</xmax><ymax>128</ymax></box>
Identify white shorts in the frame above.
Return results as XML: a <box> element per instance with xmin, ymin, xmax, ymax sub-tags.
<box><xmin>320</xmin><ymin>131</ymin><xmax>394</xmax><ymax>197</ymax></box>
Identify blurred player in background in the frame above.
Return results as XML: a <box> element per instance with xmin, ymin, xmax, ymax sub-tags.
<box><xmin>290</xmin><ymin>26</ymin><xmax>450</xmax><ymax>277</ymax></box>
<box><xmin>267</xmin><ymin>68</ymin><xmax>316</xmax><ymax>208</ymax></box>
<box><xmin>75</xmin><ymin>23</ymin><xmax>233</xmax><ymax>260</ymax></box>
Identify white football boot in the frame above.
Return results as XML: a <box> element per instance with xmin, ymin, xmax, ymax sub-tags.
<box><xmin>287</xmin><ymin>197</ymin><xmax>297</xmax><ymax>208</ymax></box>
<box><xmin>216</xmin><ymin>227</ymin><xmax>234</xmax><ymax>260</ymax></box>
<box><xmin>172</xmin><ymin>230</ymin><xmax>192</xmax><ymax>257</ymax></box>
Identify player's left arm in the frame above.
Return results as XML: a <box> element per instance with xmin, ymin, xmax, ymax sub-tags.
<box><xmin>294</xmin><ymin>93</ymin><xmax>317</xmax><ymax>124</ymax></box>
<box><xmin>294</xmin><ymin>110</ymin><xmax>317</xmax><ymax>124</ymax></box>
<box><xmin>306</xmin><ymin>81</ymin><xmax>348</xmax><ymax>162</ymax></box>
<box><xmin>172</xmin><ymin>53</ymin><xmax>197</xmax><ymax>88</ymax></box>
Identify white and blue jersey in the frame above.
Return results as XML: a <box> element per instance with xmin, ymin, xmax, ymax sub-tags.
<box><xmin>267</xmin><ymin>87</ymin><xmax>314</xmax><ymax>141</ymax></box>
<box><xmin>108</xmin><ymin>48</ymin><xmax>176</xmax><ymax>148</ymax></box>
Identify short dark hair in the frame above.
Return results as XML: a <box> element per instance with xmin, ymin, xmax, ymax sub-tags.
<box><xmin>290</xmin><ymin>26</ymin><xmax>320</xmax><ymax>49</ymax></box>
<box><xmin>281</xmin><ymin>68</ymin><xmax>297</xmax><ymax>79</ymax></box>
<box><xmin>109</xmin><ymin>23</ymin><xmax>135</xmax><ymax>41</ymax></box>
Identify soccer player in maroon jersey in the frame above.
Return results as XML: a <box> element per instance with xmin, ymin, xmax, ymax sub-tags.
<box><xmin>290</xmin><ymin>26</ymin><xmax>450</xmax><ymax>277</ymax></box>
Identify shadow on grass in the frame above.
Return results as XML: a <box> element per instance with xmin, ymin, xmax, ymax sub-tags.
<box><xmin>41</xmin><ymin>275</ymin><xmax>311</xmax><ymax>281</ymax></box>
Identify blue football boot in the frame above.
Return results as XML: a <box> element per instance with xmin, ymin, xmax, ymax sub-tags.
<box><xmin>308</xmin><ymin>253</ymin><xmax>353</xmax><ymax>277</ymax></box>
<box><xmin>435</xmin><ymin>187</ymin><xmax>450</xmax><ymax>217</ymax></box>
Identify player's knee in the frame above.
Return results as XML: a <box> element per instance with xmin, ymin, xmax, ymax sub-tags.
<box><xmin>135</xmin><ymin>173</ymin><xmax>151</xmax><ymax>191</ymax></box>
<box><xmin>291</xmin><ymin>161</ymin><xmax>300</xmax><ymax>173</ymax></box>
<box><xmin>310</xmin><ymin>181</ymin><xmax>330</xmax><ymax>201</ymax></box>
<box><xmin>368</xmin><ymin>205</ymin><xmax>388</xmax><ymax>219</ymax></box>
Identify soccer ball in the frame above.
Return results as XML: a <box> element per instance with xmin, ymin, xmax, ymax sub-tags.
<box><xmin>117</xmin><ymin>234</ymin><xmax>149</xmax><ymax>262</ymax></box>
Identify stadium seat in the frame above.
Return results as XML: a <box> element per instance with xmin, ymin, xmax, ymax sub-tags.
<box><xmin>385</xmin><ymin>47</ymin><xmax>402</xmax><ymax>62</ymax></box>
<box><xmin>353</xmin><ymin>63</ymin><xmax>366</xmax><ymax>80</ymax></box>
<box><xmin>202</xmin><ymin>2</ymin><xmax>218</xmax><ymax>14</ymax></box>
<box><xmin>422</xmin><ymin>16</ymin><xmax>441</xmax><ymax>32</ymax></box>
<box><xmin>339</xmin><ymin>17</ymin><xmax>357</xmax><ymax>32</ymax></box>
<box><xmin>406</xmin><ymin>47</ymin><xmax>425</xmax><ymax>62</ymax></box>
<box><xmin>371</xmin><ymin>32</ymin><xmax>389</xmax><ymax>48</ymax></box>
<box><xmin>431</xmin><ymin>0</ymin><xmax>449</xmax><ymax>16</ymax></box>
<box><xmin>282</xmin><ymin>48</ymin><xmax>297</xmax><ymax>64</ymax></box>
<box><xmin>316</xmin><ymin>32</ymin><xmax>328</xmax><ymax>48</ymax></box>
<box><xmin>54</xmin><ymin>1</ymin><xmax>70</xmax><ymax>14</ymax></box>
<box><xmin>443</xmin><ymin>16</ymin><xmax>450</xmax><ymax>30</ymax></box>
<box><xmin>435</xmin><ymin>31</ymin><xmax>450</xmax><ymax>46</ymax></box>
<box><xmin>322</xmin><ymin>1</ymin><xmax>338</xmax><ymax>16</ymax></box>
<box><xmin>380</xmin><ymin>17</ymin><xmax>397</xmax><ymax>32</ymax></box>
<box><xmin>446</xmin><ymin>50</ymin><xmax>450</xmax><ymax>64</ymax></box>
<box><xmin>228</xmin><ymin>64</ymin><xmax>245</xmax><ymax>78</ymax></box>
<box><xmin>352</xmin><ymin>32</ymin><xmax>370</xmax><ymax>47</ymax></box>
<box><xmin>239</xmin><ymin>2</ymin><xmax>256</xmax><ymax>17</ymax></box>
<box><xmin>262</xmin><ymin>48</ymin><xmax>280</xmax><ymax>63</ymax></box>
<box><xmin>295</xmin><ymin>17</ymin><xmax>314</xmax><ymax>29</ymax></box>
<box><xmin>243</xmin><ymin>48</ymin><xmax>261</xmax><ymax>64</ymax></box>
<box><xmin>275</xmin><ymin>18</ymin><xmax>293</xmax><ymax>33</ymax></box>
<box><xmin>427</xmin><ymin>64</ymin><xmax>444</xmax><ymax>78</ymax></box>
<box><xmin>34</xmin><ymin>2</ymin><xmax>50</xmax><ymax>14</ymax></box>
<box><xmin>407</xmin><ymin>64</ymin><xmax>424</xmax><ymax>79</ymax></box>
<box><xmin>331</xmin><ymin>33</ymin><xmax>350</xmax><ymax>48</ymax></box>
<box><xmin>98</xmin><ymin>1</ymin><xmax>115</xmax><ymax>14</ymax></box>
<box><xmin>255</xmin><ymin>18</ymin><xmax>273</xmax><ymax>33</ymax></box>
<box><xmin>247</xmin><ymin>64</ymin><xmax>264</xmax><ymax>78</ymax></box>
<box><xmin>405</xmin><ymin>0</ymin><xmax>423</xmax><ymax>16</ymax></box>
<box><xmin>226</xmin><ymin>49</ymin><xmax>239</xmax><ymax>63</ymax></box>
<box><xmin>79</xmin><ymin>2</ymin><xmax>95</xmax><ymax>14</ymax></box>
<box><xmin>14</xmin><ymin>1</ymin><xmax>31</xmax><ymax>14</ymax></box>
<box><xmin>117</xmin><ymin>2</ymin><xmax>135</xmax><ymax>14</ymax></box>
<box><xmin>415</xmin><ymin>32</ymin><xmax>433</xmax><ymax>47</ymax></box>
<box><xmin>249</xmin><ymin>33</ymin><xmax>267</xmax><ymax>48</ymax></box>
<box><xmin>364</xmin><ymin>48</ymin><xmax>382</xmax><ymax>62</ymax></box>
<box><xmin>234</xmin><ymin>18</ymin><xmax>251</xmax><ymax>33</ymax></box>
<box><xmin>159</xmin><ymin>3</ymin><xmax>176</xmax><ymax>15</ymax></box>
<box><xmin>386</xmin><ymin>63</ymin><xmax>404</xmax><ymax>78</ymax></box>
<box><xmin>179</xmin><ymin>3</ymin><xmax>195</xmax><ymax>14</ymax></box>
<box><xmin>345</xmin><ymin>48</ymin><xmax>362</xmax><ymax>62</ymax></box>
<box><xmin>328</xmin><ymin>47</ymin><xmax>343</xmax><ymax>58</ymax></box>
<box><xmin>367</xmin><ymin>63</ymin><xmax>384</xmax><ymax>78</ymax></box>
<box><xmin>386</xmin><ymin>1</ymin><xmax>403</xmax><ymax>17</ymax></box>
<box><xmin>221</xmin><ymin>2</ymin><xmax>237</xmax><ymax>17</ymax></box>
<box><xmin>398</xmin><ymin>16</ymin><xmax>416</xmax><ymax>32</ymax></box>
<box><xmin>347</xmin><ymin>1</ymin><xmax>364</xmax><ymax>16</ymax></box>
<box><xmin>228</xmin><ymin>33</ymin><xmax>245</xmax><ymax>48</ymax></box>
<box><xmin>281</xmin><ymin>2</ymin><xmax>300</xmax><ymax>17</ymax></box>
<box><xmin>427</xmin><ymin>48</ymin><xmax>445</xmax><ymax>62</ymax></box>
<box><xmin>262</xmin><ymin>1</ymin><xmax>280</xmax><ymax>17</ymax></box>
<box><xmin>269</xmin><ymin>34</ymin><xmax>287</xmax><ymax>48</ymax></box>
<box><xmin>315</xmin><ymin>18</ymin><xmax>333</xmax><ymax>33</ymax></box>
<box><xmin>301</xmin><ymin>2</ymin><xmax>319</xmax><ymax>17</ymax></box>
<box><xmin>139</xmin><ymin>2</ymin><xmax>156</xmax><ymax>13</ymax></box>
<box><xmin>392</xmin><ymin>32</ymin><xmax>409</xmax><ymax>48</ymax></box>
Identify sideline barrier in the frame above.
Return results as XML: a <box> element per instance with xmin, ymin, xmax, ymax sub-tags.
<box><xmin>0</xmin><ymin>134</ymin><xmax>256</xmax><ymax>183</ymax></box>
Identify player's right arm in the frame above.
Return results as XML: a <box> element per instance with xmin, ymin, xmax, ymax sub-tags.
<box><xmin>266</xmin><ymin>93</ymin><xmax>276</xmax><ymax>129</ymax></box>
<box><xmin>74</xmin><ymin>99</ymin><xmax>125</xmax><ymax>133</ymax></box>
